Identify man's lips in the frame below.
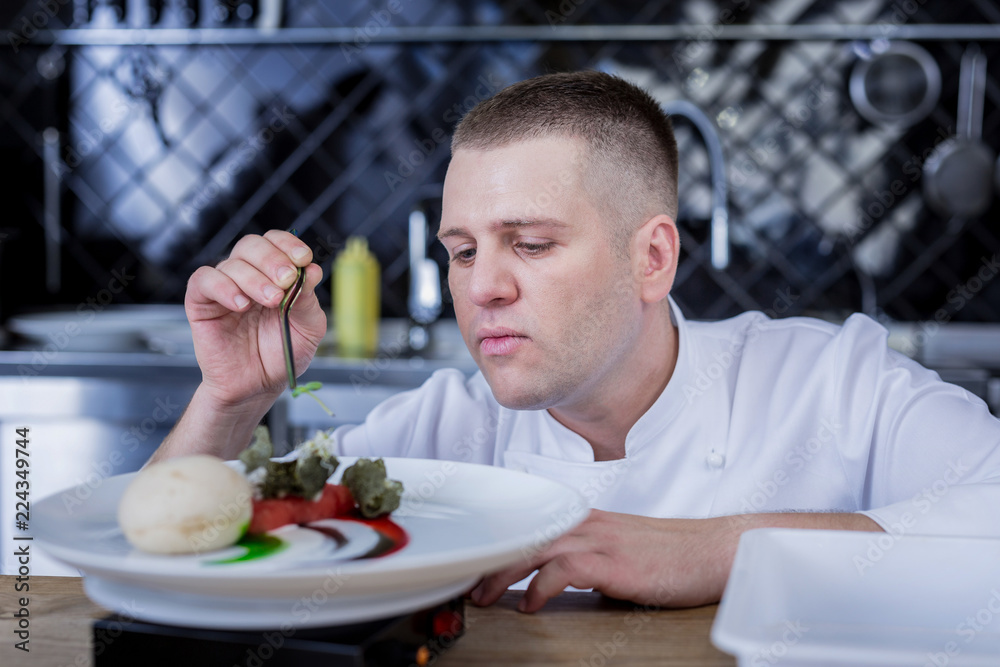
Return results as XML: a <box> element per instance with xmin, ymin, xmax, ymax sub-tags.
<box><xmin>476</xmin><ymin>327</ymin><xmax>528</xmax><ymax>356</ymax></box>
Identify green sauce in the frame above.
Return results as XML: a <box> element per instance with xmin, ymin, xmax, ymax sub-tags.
<box><xmin>209</xmin><ymin>534</ymin><xmax>287</xmax><ymax>564</ymax></box>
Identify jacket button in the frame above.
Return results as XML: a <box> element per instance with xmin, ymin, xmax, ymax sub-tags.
<box><xmin>706</xmin><ymin>452</ymin><xmax>725</xmax><ymax>468</ymax></box>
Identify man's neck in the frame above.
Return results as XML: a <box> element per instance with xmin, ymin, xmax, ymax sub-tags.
<box><xmin>548</xmin><ymin>305</ymin><xmax>679</xmax><ymax>461</ymax></box>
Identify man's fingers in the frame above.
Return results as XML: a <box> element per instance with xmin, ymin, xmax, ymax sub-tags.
<box><xmin>469</xmin><ymin>528</ymin><xmax>595</xmax><ymax>608</ymax></box>
<box><xmin>296</xmin><ymin>263</ymin><xmax>325</xmax><ymax>308</ymax></box>
<box><xmin>287</xmin><ymin>263</ymin><xmax>329</xmax><ymax>348</ymax></box>
<box><xmin>229</xmin><ymin>233</ymin><xmax>308</xmax><ymax>291</ymax></box>
<box><xmin>262</xmin><ymin>229</ymin><xmax>313</xmax><ymax>268</ymax></box>
<box><xmin>196</xmin><ymin>232</ymin><xmax>319</xmax><ymax>323</ymax></box>
<box><xmin>185</xmin><ymin>265</ymin><xmax>252</xmax><ymax>318</ymax></box>
<box><xmin>470</xmin><ymin>562</ymin><xmax>538</xmax><ymax>607</ymax></box>
<box><xmin>216</xmin><ymin>258</ymin><xmax>287</xmax><ymax>307</ymax></box>
<box><xmin>520</xmin><ymin>552</ymin><xmax>605</xmax><ymax>613</ymax></box>
<box><xmin>469</xmin><ymin>537</ymin><xmax>567</xmax><ymax>606</ymax></box>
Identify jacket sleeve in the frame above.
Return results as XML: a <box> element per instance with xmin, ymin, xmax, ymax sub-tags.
<box><xmin>836</xmin><ymin>315</ymin><xmax>1000</xmax><ymax>537</ymax></box>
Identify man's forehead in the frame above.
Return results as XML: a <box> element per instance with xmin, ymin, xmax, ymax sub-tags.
<box><xmin>437</xmin><ymin>136</ymin><xmax>604</xmax><ymax>240</ymax></box>
<box><xmin>444</xmin><ymin>137</ymin><xmax>588</xmax><ymax>208</ymax></box>
<box><xmin>448</xmin><ymin>135</ymin><xmax>588</xmax><ymax>174</ymax></box>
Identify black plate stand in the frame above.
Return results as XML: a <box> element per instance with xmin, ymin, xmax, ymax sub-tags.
<box><xmin>92</xmin><ymin>597</ymin><xmax>464</xmax><ymax>667</ymax></box>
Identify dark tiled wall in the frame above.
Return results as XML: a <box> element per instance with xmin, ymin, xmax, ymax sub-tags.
<box><xmin>2</xmin><ymin>0</ymin><xmax>1000</xmax><ymax>326</ymax></box>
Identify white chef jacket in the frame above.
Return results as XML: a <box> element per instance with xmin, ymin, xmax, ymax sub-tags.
<box><xmin>334</xmin><ymin>299</ymin><xmax>1000</xmax><ymax>538</ymax></box>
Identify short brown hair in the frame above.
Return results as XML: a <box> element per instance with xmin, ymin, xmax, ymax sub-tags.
<box><xmin>451</xmin><ymin>70</ymin><xmax>679</xmax><ymax>253</ymax></box>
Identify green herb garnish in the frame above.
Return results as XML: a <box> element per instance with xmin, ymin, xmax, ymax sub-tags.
<box><xmin>240</xmin><ymin>426</ymin><xmax>338</xmax><ymax>500</ymax></box>
<box><xmin>291</xmin><ymin>381</ymin><xmax>335</xmax><ymax>417</ymax></box>
<box><xmin>342</xmin><ymin>458</ymin><xmax>403</xmax><ymax>518</ymax></box>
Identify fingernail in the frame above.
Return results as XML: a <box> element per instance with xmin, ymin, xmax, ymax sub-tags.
<box><xmin>470</xmin><ymin>584</ymin><xmax>484</xmax><ymax>605</ymax></box>
<box><xmin>277</xmin><ymin>266</ymin><xmax>295</xmax><ymax>284</ymax></box>
<box><xmin>263</xmin><ymin>285</ymin><xmax>281</xmax><ymax>301</ymax></box>
<box><xmin>291</xmin><ymin>246</ymin><xmax>309</xmax><ymax>261</ymax></box>
<box><xmin>234</xmin><ymin>294</ymin><xmax>250</xmax><ymax>309</ymax></box>
<box><xmin>517</xmin><ymin>597</ymin><xmax>527</xmax><ymax>612</ymax></box>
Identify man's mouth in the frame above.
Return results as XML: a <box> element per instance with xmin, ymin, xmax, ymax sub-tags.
<box><xmin>476</xmin><ymin>327</ymin><xmax>528</xmax><ymax>357</ymax></box>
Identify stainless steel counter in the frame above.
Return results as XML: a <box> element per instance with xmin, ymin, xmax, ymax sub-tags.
<box><xmin>0</xmin><ymin>348</ymin><xmax>477</xmax><ymax>385</ymax></box>
<box><xmin>0</xmin><ymin>315</ymin><xmax>477</xmax><ymax>383</ymax></box>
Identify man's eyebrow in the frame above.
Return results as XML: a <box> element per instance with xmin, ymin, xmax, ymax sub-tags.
<box><xmin>437</xmin><ymin>218</ymin><xmax>569</xmax><ymax>240</ymax></box>
<box><xmin>494</xmin><ymin>218</ymin><xmax>569</xmax><ymax>230</ymax></box>
<box><xmin>437</xmin><ymin>227</ymin><xmax>470</xmax><ymax>241</ymax></box>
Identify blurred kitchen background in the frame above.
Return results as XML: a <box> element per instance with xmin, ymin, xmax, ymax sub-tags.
<box><xmin>2</xmin><ymin>0</ymin><xmax>1000</xmax><ymax>324</ymax></box>
<box><xmin>2</xmin><ymin>0</ymin><xmax>1000</xmax><ymax>573</ymax></box>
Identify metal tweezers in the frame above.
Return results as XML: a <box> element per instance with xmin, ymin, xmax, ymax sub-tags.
<box><xmin>279</xmin><ymin>266</ymin><xmax>305</xmax><ymax>391</ymax></box>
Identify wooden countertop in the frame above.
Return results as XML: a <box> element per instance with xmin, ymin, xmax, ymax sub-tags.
<box><xmin>0</xmin><ymin>576</ymin><xmax>735</xmax><ymax>666</ymax></box>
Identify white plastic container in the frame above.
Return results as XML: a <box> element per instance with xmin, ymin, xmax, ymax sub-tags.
<box><xmin>712</xmin><ymin>528</ymin><xmax>1000</xmax><ymax>666</ymax></box>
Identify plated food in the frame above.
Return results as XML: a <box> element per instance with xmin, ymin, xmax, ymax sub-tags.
<box><xmin>117</xmin><ymin>455</ymin><xmax>252</xmax><ymax>554</ymax></box>
<box><xmin>116</xmin><ymin>427</ymin><xmax>404</xmax><ymax>556</ymax></box>
<box><xmin>35</xmin><ymin>455</ymin><xmax>584</xmax><ymax>628</ymax></box>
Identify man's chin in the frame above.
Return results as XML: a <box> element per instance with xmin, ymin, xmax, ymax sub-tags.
<box><xmin>482</xmin><ymin>374</ymin><xmax>555</xmax><ymax>411</ymax></box>
<box><xmin>494</xmin><ymin>394</ymin><xmax>551</xmax><ymax>411</ymax></box>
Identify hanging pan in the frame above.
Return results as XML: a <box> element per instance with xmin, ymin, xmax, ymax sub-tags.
<box><xmin>849</xmin><ymin>41</ymin><xmax>941</xmax><ymax>128</ymax></box>
<box><xmin>923</xmin><ymin>45</ymin><xmax>995</xmax><ymax>219</ymax></box>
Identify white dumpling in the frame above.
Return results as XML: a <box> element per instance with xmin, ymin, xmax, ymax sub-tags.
<box><xmin>118</xmin><ymin>455</ymin><xmax>253</xmax><ymax>554</ymax></box>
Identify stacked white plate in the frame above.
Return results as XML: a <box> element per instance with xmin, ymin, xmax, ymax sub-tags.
<box><xmin>8</xmin><ymin>305</ymin><xmax>188</xmax><ymax>352</ymax></box>
<box><xmin>713</xmin><ymin>528</ymin><xmax>1000</xmax><ymax>666</ymax></box>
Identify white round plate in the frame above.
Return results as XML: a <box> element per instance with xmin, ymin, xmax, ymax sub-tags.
<box><xmin>8</xmin><ymin>305</ymin><xmax>187</xmax><ymax>351</ymax></box>
<box><xmin>34</xmin><ymin>457</ymin><xmax>585</xmax><ymax>626</ymax></box>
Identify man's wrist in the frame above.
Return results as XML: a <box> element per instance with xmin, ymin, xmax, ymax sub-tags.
<box><xmin>149</xmin><ymin>383</ymin><xmax>280</xmax><ymax>463</ymax></box>
<box><xmin>729</xmin><ymin>511</ymin><xmax>884</xmax><ymax>534</ymax></box>
<box><xmin>197</xmin><ymin>381</ymin><xmax>283</xmax><ymax>416</ymax></box>
<box><xmin>705</xmin><ymin>512</ymin><xmax>883</xmax><ymax>601</ymax></box>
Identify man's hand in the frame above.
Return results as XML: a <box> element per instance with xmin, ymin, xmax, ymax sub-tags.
<box><xmin>186</xmin><ymin>230</ymin><xmax>326</xmax><ymax>408</ymax></box>
<box><xmin>150</xmin><ymin>231</ymin><xmax>326</xmax><ymax>463</ymax></box>
<box><xmin>470</xmin><ymin>509</ymin><xmax>882</xmax><ymax>613</ymax></box>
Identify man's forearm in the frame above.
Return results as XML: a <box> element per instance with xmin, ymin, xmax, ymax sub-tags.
<box><xmin>476</xmin><ymin>509</ymin><xmax>886</xmax><ymax>612</ymax></box>
<box><xmin>687</xmin><ymin>511</ymin><xmax>884</xmax><ymax>607</ymax></box>
<box><xmin>712</xmin><ymin>511</ymin><xmax>883</xmax><ymax>588</ymax></box>
<box><xmin>148</xmin><ymin>384</ymin><xmax>279</xmax><ymax>464</ymax></box>
<box><xmin>724</xmin><ymin>511</ymin><xmax>883</xmax><ymax>534</ymax></box>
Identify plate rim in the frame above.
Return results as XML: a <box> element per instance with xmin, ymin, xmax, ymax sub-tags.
<box><xmin>34</xmin><ymin>456</ymin><xmax>586</xmax><ymax>597</ymax></box>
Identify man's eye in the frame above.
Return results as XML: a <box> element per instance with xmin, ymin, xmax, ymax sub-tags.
<box><xmin>451</xmin><ymin>247</ymin><xmax>476</xmax><ymax>263</ymax></box>
<box><xmin>516</xmin><ymin>241</ymin><xmax>556</xmax><ymax>255</ymax></box>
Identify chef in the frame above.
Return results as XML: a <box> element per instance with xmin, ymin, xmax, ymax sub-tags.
<box><xmin>153</xmin><ymin>71</ymin><xmax>1000</xmax><ymax>613</ymax></box>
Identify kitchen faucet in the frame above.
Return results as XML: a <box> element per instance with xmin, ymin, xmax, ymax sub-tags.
<box><xmin>408</xmin><ymin>206</ymin><xmax>442</xmax><ymax>352</ymax></box>
<box><xmin>660</xmin><ymin>100</ymin><xmax>730</xmax><ymax>271</ymax></box>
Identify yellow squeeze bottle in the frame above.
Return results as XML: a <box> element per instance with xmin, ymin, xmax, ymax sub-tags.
<box><xmin>333</xmin><ymin>236</ymin><xmax>380</xmax><ymax>357</ymax></box>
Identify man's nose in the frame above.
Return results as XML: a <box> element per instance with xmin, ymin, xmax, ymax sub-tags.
<box><xmin>467</xmin><ymin>252</ymin><xmax>517</xmax><ymax>307</ymax></box>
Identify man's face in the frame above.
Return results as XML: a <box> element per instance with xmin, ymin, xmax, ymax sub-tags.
<box><xmin>439</xmin><ymin>136</ymin><xmax>644</xmax><ymax>411</ymax></box>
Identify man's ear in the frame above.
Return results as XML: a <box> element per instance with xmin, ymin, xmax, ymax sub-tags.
<box><xmin>632</xmin><ymin>214</ymin><xmax>680</xmax><ymax>304</ymax></box>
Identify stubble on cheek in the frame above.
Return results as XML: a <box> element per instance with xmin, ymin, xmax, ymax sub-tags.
<box><xmin>521</xmin><ymin>266</ymin><xmax>635</xmax><ymax>407</ymax></box>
